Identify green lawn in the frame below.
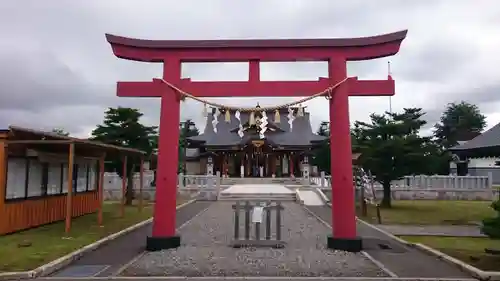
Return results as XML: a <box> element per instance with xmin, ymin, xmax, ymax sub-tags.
<box><xmin>358</xmin><ymin>200</ymin><xmax>495</xmax><ymax>225</ymax></box>
<box><xmin>401</xmin><ymin>236</ymin><xmax>500</xmax><ymax>271</ymax></box>
<box><xmin>0</xmin><ymin>197</ymin><xmax>190</xmax><ymax>273</ymax></box>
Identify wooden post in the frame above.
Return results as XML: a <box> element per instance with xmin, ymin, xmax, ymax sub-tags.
<box><xmin>265</xmin><ymin>206</ymin><xmax>271</xmax><ymax>240</ymax></box>
<box><xmin>97</xmin><ymin>154</ymin><xmax>105</xmax><ymax>225</ymax></box>
<box><xmin>0</xmin><ymin>136</ymin><xmax>7</xmax><ymax>212</ymax></box>
<box><xmin>222</xmin><ymin>153</ymin><xmax>226</xmax><ymax>177</ymax></box>
<box><xmin>240</xmin><ymin>152</ymin><xmax>245</xmax><ymax>178</ymax></box>
<box><xmin>276</xmin><ymin>201</ymin><xmax>282</xmax><ymax>240</ymax></box>
<box><xmin>272</xmin><ymin>154</ymin><xmax>276</xmax><ymax>177</ymax></box>
<box><xmin>121</xmin><ymin>155</ymin><xmax>127</xmax><ymax>217</ymax></box>
<box><xmin>233</xmin><ymin>201</ymin><xmax>240</xmax><ymax>240</ymax></box>
<box><xmin>65</xmin><ymin>142</ymin><xmax>75</xmax><ymax>234</ymax></box>
<box><xmin>246</xmin><ymin>153</ymin><xmax>250</xmax><ymax>176</ymax></box>
<box><xmin>244</xmin><ymin>201</ymin><xmax>251</xmax><ymax>240</ymax></box>
<box><xmin>139</xmin><ymin>156</ymin><xmax>144</xmax><ymax>212</ymax></box>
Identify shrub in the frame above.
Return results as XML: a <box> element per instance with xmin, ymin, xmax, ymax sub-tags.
<box><xmin>481</xmin><ymin>199</ymin><xmax>500</xmax><ymax>239</ymax></box>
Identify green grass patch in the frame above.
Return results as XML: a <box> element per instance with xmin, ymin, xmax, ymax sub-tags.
<box><xmin>0</xmin><ymin>197</ymin><xmax>191</xmax><ymax>273</ymax></box>
<box><xmin>400</xmin><ymin>236</ymin><xmax>500</xmax><ymax>271</ymax></box>
<box><xmin>358</xmin><ymin>200</ymin><xmax>495</xmax><ymax>225</ymax></box>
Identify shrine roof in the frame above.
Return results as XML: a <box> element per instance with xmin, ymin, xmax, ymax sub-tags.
<box><xmin>106</xmin><ymin>30</ymin><xmax>407</xmax><ymax>50</ymax></box>
<box><xmin>188</xmin><ymin>110</ymin><xmax>326</xmax><ymax>147</ymax></box>
<box><xmin>449</xmin><ymin>122</ymin><xmax>500</xmax><ymax>154</ymax></box>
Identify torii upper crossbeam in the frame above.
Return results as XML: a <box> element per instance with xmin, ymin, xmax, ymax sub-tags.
<box><xmin>106</xmin><ymin>30</ymin><xmax>407</xmax><ymax>252</ymax></box>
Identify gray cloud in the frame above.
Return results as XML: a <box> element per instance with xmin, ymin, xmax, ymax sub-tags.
<box><xmin>0</xmin><ymin>0</ymin><xmax>499</xmax><ymax>137</ymax></box>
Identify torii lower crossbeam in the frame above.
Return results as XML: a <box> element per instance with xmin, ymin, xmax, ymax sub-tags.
<box><xmin>117</xmin><ymin>77</ymin><xmax>395</xmax><ymax>98</ymax></box>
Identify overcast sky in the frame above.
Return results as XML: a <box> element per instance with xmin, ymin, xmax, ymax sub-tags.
<box><xmin>1</xmin><ymin>0</ymin><xmax>499</xmax><ymax>137</ymax></box>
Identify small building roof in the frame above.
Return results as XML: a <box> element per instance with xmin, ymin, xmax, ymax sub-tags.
<box><xmin>3</xmin><ymin>125</ymin><xmax>147</xmax><ymax>157</ymax></box>
<box><xmin>449</xmin><ymin>123</ymin><xmax>500</xmax><ymax>157</ymax></box>
<box><xmin>449</xmin><ymin>123</ymin><xmax>500</xmax><ymax>151</ymax></box>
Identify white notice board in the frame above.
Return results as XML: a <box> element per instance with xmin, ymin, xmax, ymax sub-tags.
<box><xmin>252</xmin><ymin>206</ymin><xmax>264</xmax><ymax>223</ymax></box>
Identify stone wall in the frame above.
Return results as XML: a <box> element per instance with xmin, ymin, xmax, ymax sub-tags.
<box><xmin>322</xmin><ymin>188</ymin><xmax>499</xmax><ymax>201</ymax></box>
<box><xmin>468</xmin><ymin>167</ymin><xmax>500</xmax><ymax>185</ymax></box>
<box><xmin>373</xmin><ymin>188</ymin><xmax>498</xmax><ymax>201</ymax></box>
<box><xmin>104</xmin><ymin>187</ymin><xmax>156</xmax><ymax>201</ymax></box>
<box><xmin>103</xmin><ymin>171</ymin><xmax>155</xmax><ymax>201</ymax></box>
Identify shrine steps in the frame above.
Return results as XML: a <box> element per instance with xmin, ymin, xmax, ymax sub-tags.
<box><xmin>218</xmin><ymin>184</ymin><xmax>297</xmax><ymax>201</ymax></box>
<box><xmin>221</xmin><ymin>177</ymin><xmax>305</xmax><ymax>186</ymax></box>
<box><xmin>217</xmin><ymin>192</ymin><xmax>297</xmax><ymax>201</ymax></box>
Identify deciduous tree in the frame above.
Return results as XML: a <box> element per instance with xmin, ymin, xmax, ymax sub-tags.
<box><xmin>434</xmin><ymin>101</ymin><xmax>486</xmax><ymax>148</ymax></box>
<box><xmin>51</xmin><ymin>128</ymin><xmax>69</xmax><ymax>136</ymax></box>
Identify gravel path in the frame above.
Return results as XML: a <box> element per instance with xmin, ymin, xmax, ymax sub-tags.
<box><xmin>123</xmin><ymin>202</ymin><xmax>388</xmax><ymax>277</ymax></box>
<box><xmin>373</xmin><ymin>224</ymin><xmax>485</xmax><ymax>237</ymax></box>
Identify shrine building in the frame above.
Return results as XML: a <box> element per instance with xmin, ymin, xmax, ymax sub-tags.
<box><xmin>185</xmin><ymin>106</ymin><xmax>326</xmax><ymax>177</ymax></box>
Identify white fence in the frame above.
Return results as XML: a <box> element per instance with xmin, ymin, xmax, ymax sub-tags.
<box><xmin>177</xmin><ymin>173</ymin><xmax>221</xmax><ymax>200</ymax></box>
<box><xmin>311</xmin><ymin>173</ymin><xmax>493</xmax><ymax>190</ymax></box>
<box><xmin>104</xmin><ymin>171</ymin><xmax>155</xmax><ymax>190</ymax></box>
<box><xmin>312</xmin><ymin>172</ymin><xmax>497</xmax><ymax>201</ymax></box>
<box><xmin>103</xmin><ymin>172</ymin><xmax>221</xmax><ymax>201</ymax></box>
<box><xmin>103</xmin><ymin>171</ymin><xmax>155</xmax><ymax>200</ymax></box>
<box><xmin>103</xmin><ymin>171</ymin><xmax>495</xmax><ymax>201</ymax></box>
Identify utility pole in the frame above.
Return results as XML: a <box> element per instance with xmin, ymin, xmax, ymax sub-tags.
<box><xmin>388</xmin><ymin>61</ymin><xmax>393</xmax><ymax>113</ymax></box>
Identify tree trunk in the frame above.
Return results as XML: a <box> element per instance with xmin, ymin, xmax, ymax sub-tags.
<box><xmin>380</xmin><ymin>180</ymin><xmax>392</xmax><ymax>208</ymax></box>
<box><xmin>125</xmin><ymin>165</ymin><xmax>135</xmax><ymax>205</ymax></box>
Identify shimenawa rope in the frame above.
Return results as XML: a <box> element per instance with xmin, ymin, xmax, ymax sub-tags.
<box><xmin>159</xmin><ymin>77</ymin><xmax>349</xmax><ymax>112</ymax></box>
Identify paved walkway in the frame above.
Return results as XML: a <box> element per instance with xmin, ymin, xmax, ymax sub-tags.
<box><xmin>305</xmin><ymin>206</ymin><xmax>472</xmax><ymax>279</ymax></box>
<box><xmin>123</xmin><ymin>202</ymin><xmax>387</xmax><ymax>277</ymax></box>
<box><xmin>50</xmin><ymin>202</ymin><xmax>211</xmax><ymax>278</ymax></box>
<box><xmin>44</xmin><ymin>202</ymin><xmax>476</xmax><ymax>279</ymax></box>
<box><xmin>374</xmin><ymin>224</ymin><xmax>485</xmax><ymax>237</ymax></box>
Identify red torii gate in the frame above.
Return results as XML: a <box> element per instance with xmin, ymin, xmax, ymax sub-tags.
<box><xmin>106</xmin><ymin>30</ymin><xmax>407</xmax><ymax>252</ymax></box>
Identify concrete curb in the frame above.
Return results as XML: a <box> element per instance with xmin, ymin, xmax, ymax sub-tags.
<box><xmin>300</xmin><ymin>205</ymin><xmax>398</xmax><ymax>278</ymax></box>
<box><xmin>0</xmin><ymin>199</ymin><xmax>197</xmax><ymax>280</ymax></box>
<box><xmin>39</xmin><ymin>277</ymin><xmax>479</xmax><ymax>280</ymax></box>
<box><xmin>294</xmin><ymin>189</ymin><xmax>305</xmax><ymax>205</ymax></box>
<box><xmin>357</xmin><ymin>218</ymin><xmax>500</xmax><ymax>281</ymax></box>
<box><xmin>313</xmin><ymin>188</ymin><xmax>330</xmax><ymax>205</ymax></box>
<box><xmin>412</xmin><ymin>242</ymin><xmax>500</xmax><ymax>281</ymax></box>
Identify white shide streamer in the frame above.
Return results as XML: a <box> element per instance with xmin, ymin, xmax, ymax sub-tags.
<box><xmin>212</xmin><ymin>108</ymin><xmax>220</xmax><ymax>133</ymax></box>
<box><xmin>259</xmin><ymin>111</ymin><xmax>268</xmax><ymax>139</ymax></box>
<box><xmin>287</xmin><ymin>107</ymin><xmax>295</xmax><ymax>132</ymax></box>
<box><xmin>235</xmin><ymin>110</ymin><xmax>244</xmax><ymax>138</ymax></box>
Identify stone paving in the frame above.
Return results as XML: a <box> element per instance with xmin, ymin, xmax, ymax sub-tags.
<box><xmin>306</xmin><ymin>206</ymin><xmax>472</xmax><ymax>278</ymax></box>
<box><xmin>122</xmin><ymin>202</ymin><xmax>389</xmax><ymax>277</ymax></box>
<box><xmin>373</xmin><ymin>224</ymin><xmax>485</xmax><ymax>237</ymax></box>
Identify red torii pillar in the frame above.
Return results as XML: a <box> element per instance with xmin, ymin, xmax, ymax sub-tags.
<box><xmin>106</xmin><ymin>30</ymin><xmax>407</xmax><ymax>252</ymax></box>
